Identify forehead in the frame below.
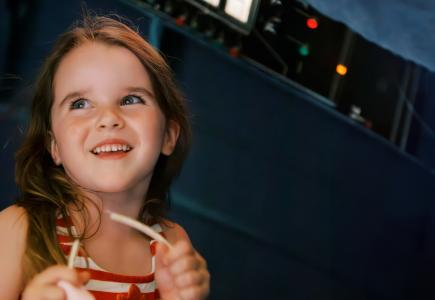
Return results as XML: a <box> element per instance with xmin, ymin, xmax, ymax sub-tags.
<box><xmin>53</xmin><ymin>42</ymin><xmax>152</xmax><ymax>102</ymax></box>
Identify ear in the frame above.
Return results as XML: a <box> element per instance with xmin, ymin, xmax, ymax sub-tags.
<box><xmin>50</xmin><ymin>132</ymin><xmax>62</xmax><ymax>165</ymax></box>
<box><xmin>161</xmin><ymin>120</ymin><xmax>180</xmax><ymax>156</ymax></box>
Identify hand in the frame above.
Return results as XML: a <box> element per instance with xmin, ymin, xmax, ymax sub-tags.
<box><xmin>155</xmin><ymin>241</ymin><xmax>210</xmax><ymax>300</ymax></box>
<box><xmin>22</xmin><ymin>265</ymin><xmax>90</xmax><ymax>300</ymax></box>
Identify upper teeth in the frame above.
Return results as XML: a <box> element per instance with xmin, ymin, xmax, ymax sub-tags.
<box><xmin>92</xmin><ymin>144</ymin><xmax>131</xmax><ymax>154</ymax></box>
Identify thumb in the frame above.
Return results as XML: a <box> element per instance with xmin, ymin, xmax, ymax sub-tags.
<box><xmin>78</xmin><ymin>271</ymin><xmax>91</xmax><ymax>285</ymax></box>
<box><xmin>57</xmin><ymin>280</ymin><xmax>95</xmax><ymax>300</ymax></box>
<box><xmin>155</xmin><ymin>242</ymin><xmax>170</xmax><ymax>267</ymax></box>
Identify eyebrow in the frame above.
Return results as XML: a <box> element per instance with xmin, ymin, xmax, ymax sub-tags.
<box><xmin>126</xmin><ymin>87</ymin><xmax>155</xmax><ymax>99</ymax></box>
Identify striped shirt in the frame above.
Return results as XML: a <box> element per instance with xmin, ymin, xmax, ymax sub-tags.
<box><xmin>56</xmin><ymin>215</ymin><xmax>161</xmax><ymax>300</ymax></box>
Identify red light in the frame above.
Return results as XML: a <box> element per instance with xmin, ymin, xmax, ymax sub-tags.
<box><xmin>229</xmin><ymin>46</ymin><xmax>240</xmax><ymax>58</ymax></box>
<box><xmin>306</xmin><ymin>18</ymin><xmax>318</xmax><ymax>29</ymax></box>
<box><xmin>175</xmin><ymin>15</ymin><xmax>186</xmax><ymax>26</ymax></box>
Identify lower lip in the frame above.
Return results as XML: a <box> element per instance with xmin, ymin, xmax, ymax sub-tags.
<box><xmin>94</xmin><ymin>151</ymin><xmax>129</xmax><ymax>160</ymax></box>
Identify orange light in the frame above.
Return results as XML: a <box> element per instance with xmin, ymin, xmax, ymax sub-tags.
<box><xmin>306</xmin><ymin>18</ymin><xmax>318</xmax><ymax>29</ymax></box>
<box><xmin>336</xmin><ymin>64</ymin><xmax>347</xmax><ymax>76</ymax></box>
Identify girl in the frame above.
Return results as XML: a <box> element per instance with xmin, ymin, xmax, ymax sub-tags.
<box><xmin>0</xmin><ymin>15</ymin><xmax>210</xmax><ymax>300</ymax></box>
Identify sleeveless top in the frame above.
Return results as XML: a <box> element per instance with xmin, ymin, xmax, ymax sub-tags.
<box><xmin>56</xmin><ymin>215</ymin><xmax>161</xmax><ymax>300</ymax></box>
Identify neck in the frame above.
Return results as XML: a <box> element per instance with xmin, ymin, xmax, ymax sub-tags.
<box><xmin>69</xmin><ymin>181</ymin><xmax>149</xmax><ymax>238</ymax></box>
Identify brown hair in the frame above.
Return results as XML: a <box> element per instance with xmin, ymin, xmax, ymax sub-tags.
<box><xmin>15</xmin><ymin>15</ymin><xmax>191</xmax><ymax>281</ymax></box>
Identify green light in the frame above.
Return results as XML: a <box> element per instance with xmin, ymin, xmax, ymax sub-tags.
<box><xmin>299</xmin><ymin>44</ymin><xmax>309</xmax><ymax>56</ymax></box>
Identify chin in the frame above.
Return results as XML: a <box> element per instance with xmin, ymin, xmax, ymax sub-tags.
<box><xmin>83</xmin><ymin>177</ymin><xmax>136</xmax><ymax>194</ymax></box>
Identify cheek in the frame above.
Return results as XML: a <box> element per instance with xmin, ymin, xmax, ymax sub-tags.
<box><xmin>53</xmin><ymin>120</ymin><xmax>90</xmax><ymax>155</ymax></box>
<box><xmin>132</xmin><ymin>112</ymin><xmax>167</xmax><ymax>143</ymax></box>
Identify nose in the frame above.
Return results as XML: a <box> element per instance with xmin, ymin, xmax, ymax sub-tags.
<box><xmin>96</xmin><ymin>107</ymin><xmax>125</xmax><ymax>130</ymax></box>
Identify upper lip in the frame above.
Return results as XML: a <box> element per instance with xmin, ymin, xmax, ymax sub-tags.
<box><xmin>90</xmin><ymin>138</ymin><xmax>133</xmax><ymax>152</ymax></box>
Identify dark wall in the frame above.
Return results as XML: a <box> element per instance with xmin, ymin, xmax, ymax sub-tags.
<box><xmin>1</xmin><ymin>1</ymin><xmax>435</xmax><ymax>299</ymax></box>
<box><xmin>161</xmin><ymin>27</ymin><xmax>435</xmax><ymax>299</ymax></box>
<box><xmin>407</xmin><ymin>69</ymin><xmax>435</xmax><ymax>170</ymax></box>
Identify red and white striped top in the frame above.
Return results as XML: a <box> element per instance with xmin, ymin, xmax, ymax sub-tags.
<box><xmin>56</xmin><ymin>215</ymin><xmax>161</xmax><ymax>300</ymax></box>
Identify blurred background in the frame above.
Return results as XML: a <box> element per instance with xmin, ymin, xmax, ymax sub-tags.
<box><xmin>1</xmin><ymin>0</ymin><xmax>435</xmax><ymax>298</ymax></box>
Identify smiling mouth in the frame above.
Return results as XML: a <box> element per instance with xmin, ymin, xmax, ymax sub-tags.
<box><xmin>91</xmin><ymin>144</ymin><xmax>132</xmax><ymax>155</ymax></box>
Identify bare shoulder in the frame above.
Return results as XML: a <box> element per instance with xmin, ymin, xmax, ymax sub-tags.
<box><xmin>0</xmin><ymin>204</ymin><xmax>28</xmax><ymax>261</ymax></box>
<box><xmin>0</xmin><ymin>205</ymin><xmax>28</xmax><ymax>299</ymax></box>
<box><xmin>161</xmin><ymin>219</ymin><xmax>192</xmax><ymax>245</ymax></box>
<box><xmin>0</xmin><ymin>204</ymin><xmax>28</xmax><ymax>230</ymax></box>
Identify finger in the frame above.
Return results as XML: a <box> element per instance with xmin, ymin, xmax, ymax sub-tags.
<box><xmin>190</xmin><ymin>272</ymin><xmax>211</xmax><ymax>300</ymax></box>
<box><xmin>42</xmin><ymin>286</ymin><xmax>67</xmax><ymax>300</ymax></box>
<box><xmin>25</xmin><ymin>285</ymin><xmax>66</xmax><ymax>300</ymax></box>
<box><xmin>194</xmin><ymin>252</ymin><xmax>207</xmax><ymax>269</ymax></box>
<box><xmin>179</xmin><ymin>285</ymin><xmax>205</xmax><ymax>300</ymax></box>
<box><xmin>169</xmin><ymin>256</ymin><xmax>200</xmax><ymax>276</ymax></box>
<box><xmin>195</xmin><ymin>280</ymin><xmax>211</xmax><ymax>300</ymax></box>
<box><xmin>166</xmin><ymin>241</ymin><xmax>195</xmax><ymax>264</ymax></box>
<box><xmin>32</xmin><ymin>265</ymin><xmax>81</xmax><ymax>287</ymax></box>
<box><xmin>174</xmin><ymin>270</ymin><xmax>205</xmax><ymax>288</ymax></box>
<box><xmin>155</xmin><ymin>242</ymin><xmax>170</xmax><ymax>266</ymax></box>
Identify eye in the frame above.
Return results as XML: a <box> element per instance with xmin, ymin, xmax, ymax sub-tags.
<box><xmin>121</xmin><ymin>95</ymin><xmax>145</xmax><ymax>106</ymax></box>
<box><xmin>121</xmin><ymin>94</ymin><xmax>145</xmax><ymax>106</ymax></box>
<box><xmin>70</xmin><ymin>98</ymin><xmax>90</xmax><ymax>110</ymax></box>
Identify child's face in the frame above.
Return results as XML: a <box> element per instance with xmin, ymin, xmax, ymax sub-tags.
<box><xmin>50</xmin><ymin>42</ymin><xmax>178</xmax><ymax>194</ymax></box>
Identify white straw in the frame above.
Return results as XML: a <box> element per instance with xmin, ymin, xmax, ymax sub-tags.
<box><xmin>61</xmin><ymin>239</ymin><xmax>96</xmax><ymax>300</ymax></box>
<box><xmin>107</xmin><ymin>211</ymin><xmax>173</xmax><ymax>249</ymax></box>
<box><xmin>68</xmin><ymin>239</ymin><xmax>80</xmax><ymax>268</ymax></box>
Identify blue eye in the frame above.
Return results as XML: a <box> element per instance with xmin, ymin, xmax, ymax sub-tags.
<box><xmin>121</xmin><ymin>95</ymin><xmax>144</xmax><ymax>106</ymax></box>
<box><xmin>70</xmin><ymin>98</ymin><xmax>90</xmax><ymax>110</ymax></box>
